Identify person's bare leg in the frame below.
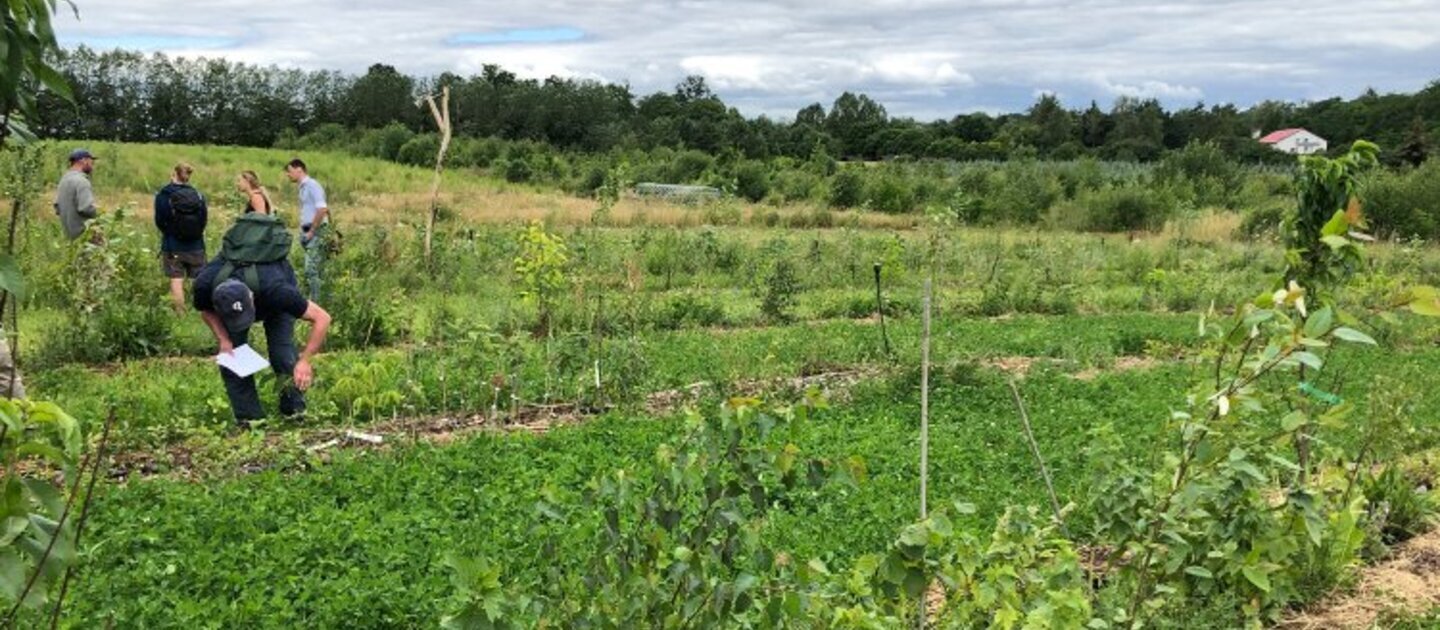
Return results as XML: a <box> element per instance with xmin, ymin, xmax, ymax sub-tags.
<box><xmin>170</xmin><ymin>278</ymin><xmax>186</xmax><ymax>314</ymax></box>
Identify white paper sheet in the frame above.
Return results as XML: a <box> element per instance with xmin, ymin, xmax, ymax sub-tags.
<box><xmin>216</xmin><ymin>344</ymin><xmax>269</xmax><ymax>378</ymax></box>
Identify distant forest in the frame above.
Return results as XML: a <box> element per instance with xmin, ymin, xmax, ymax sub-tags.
<box><xmin>34</xmin><ymin>47</ymin><xmax>1440</xmax><ymax>163</ymax></box>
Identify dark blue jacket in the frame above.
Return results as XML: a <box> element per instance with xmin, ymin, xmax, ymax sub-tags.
<box><xmin>154</xmin><ymin>183</ymin><xmax>207</xmax><ymax>253</ymax></box>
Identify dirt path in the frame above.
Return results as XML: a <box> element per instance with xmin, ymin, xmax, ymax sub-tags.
<box><xmin>105</xmin><ymin>367</ymin><xmax>886</xmax><ymax>482</ymax></box>
<box><xmin>1280</xmin><ymin>528</ymin><xmax>1440</xmax><ymax>629</ymax></box>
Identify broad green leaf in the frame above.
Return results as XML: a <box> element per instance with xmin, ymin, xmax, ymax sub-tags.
<box><xmin>21</xmin><ymin>478</ymin><xmax>63</xmax><ymax>518</ymax></box>
<box><xmin>1280</xmin><ymin>411</ymin><xmax>1307</xmax><ymax>432</ymax></box>
<box><xmin>1184</xmin><ymin>566</ymin><xmax>1213</xmax><ymax>579</ymax></box>
<box><xmin>32</xmin><ymin>60</ymin><xmax>72</xmax><ymax>102</ymax></box>
<box><xmin>1321</xmin><ymin>210</ymin><xmax>1349</xmax><ymax>237</ymax></box>
<box><xmin>1242</xmin><ymin>566</ymin><xmax>1272</xmax><ymax>593</ymax></box>
<box><xmin>1320</xmin><ymin>235</ymin><xmax>1350</xmax><ymax>251</ymax></box>
<box><xmin>1332</xmin><ymin>327</ymin><xmax>1377</xmax><ymax>345</ymax></box>
<box><xmin>1266</xmin><ymin>454</ymin><xmax>1301</xmax><ymax>472</ymax></box>
<box><xmin>1408</xmin><ymin>286</ymin><xmax>1440</xmax><ymax>317</ymax></box>
<box><xmin>1293</xmin><ymin>351</ymin><xmax>1323</xmax><ymax>371</ymax></box>
<box><xmin>0</xmin><ymin>254</ymin><xmax>24</xmax><ymax>302</ymax></box>
<box><xmin>0</xmin><ymin>547</ymin><xmax>23</xmax><ymax>600</ymax></box>
<box><xmin>1302</xmin><ymin>307</ymin><xmax>1334</xmax><ymax>338</ymax></box>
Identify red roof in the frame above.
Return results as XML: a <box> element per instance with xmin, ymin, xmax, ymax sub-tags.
<box><xmin>1258</xmin><ymin>128</ymin><xmax>1305</xmax><ymax>144</ymax></box>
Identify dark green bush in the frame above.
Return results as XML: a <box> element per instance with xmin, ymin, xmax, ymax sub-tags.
<box><xmin>827</xmin><ymin>168</ymin><xmax>865</xmax><ymax>209</ymax></box>
<box><xmin>357</xmin><ymin>123</ymin><xmax>415</xmax><ymax>162</ymax></box>
<box><xmin>1365</xmin><ymin>466</ymin><xmax>1436</xmax><ymax>545</ymax></box>
<box><xmin>1080</xmin><ymin>186</ymin><xmax>1175</xmax><ymax>232</ymax></box>
<box><xmin>396</xmin><ymin>134</ymin><xmax>440</xmax><ymax>167</ymax></box>
<box><xmin>653</xmin><ymin>293</ymin><xmax>727</xmax><ymax>330</ymax></box>
<box><xmin>733</xmin><ymin>161</ymin><xmax>771</xmax><ymax>202</ymax></box>
<box><xmin>864</xmin><ymin>173</ymin><xmax>917</xmax><ymax>214</ymax></box>
<box><xmin>503</xmin><ymin>158</ymin><xmax>533</xmax><ymax>183</ymax></box>
<box><xmin>1364</xmin><ymin>161</ymin><xmax>1440</xmax><ymax>240</ymax></box>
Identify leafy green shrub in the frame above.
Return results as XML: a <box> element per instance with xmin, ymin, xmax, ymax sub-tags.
<box><xmin>827</xmin><ymin>168</ymin><xmax>865</xmax><ymax>208</ymax></box>
<box><xmin>325</xmin><ymin>274</ymin><xmax>404</xmax><ymax>349</ymax></box>
<box><xmin>1364</xmin><ymin>466</ymin><xmax>1436</xmax><ymax>545</ymax></box>
<box><xmin>395</xmin><ymin>133</ymin><xmax>440</xmax><ymax>167</ymax></box>
<box><xmin>514</xmin><ymin>221</ymin><xmax>570</xmax><ymax>335</ymax></box>
<box><xmin>502</xmin><ymin>158</ymin><xmax>532</xmax><ymax>183</ymax></box>
<box><xmin>357</xmin><ymin>123</ymin><xmax>415</xmax><ymax>162</ymax></box>
<box><xmin>1157</xmin><ymin>141</ymin><xmax>1241</xmax><ymax>208</ymax></box>
<box><xmin>441</xmin><ymin>399</ymin><xmax>1094</xmax><ymax>628</ymax></box>
<box><xmin>864</xmin><ymin>173</ymin><xmax>917</xmax><ymax>214</ymax></box>
<box><xmin>1079</xmin><ymin>186</ymin><xmax>1175</xmax><ymax>232</ymax></box>
<box><xmin>815</xmin><ymin>292</ymin><xmax>914</xmax><ymax>319</ymax></box>
<box><xmin>41</xmin><ymin>211</ymin><xmax>173</xmax><ymax>365</ymax></box>
<box><xmin>733</xmin><ymin>161</ymin><xmax>770</xmax><ymax>202</ymax></box>
<box><xmin>1364</xmin><ymin>160</ymin><xmax>1440</xmax><ymax>240</ymax></box>
<box><xmin>771</xmin><ymin>169</ymin><xmax>821</xmax><ymax>203</ymax></box>
<box><xmin>653</xmin><ymin>292</ymin><xmax>727</xmax><ymax>330</ymax></box>
<box><xmin>666</xmin><ymin>150</ymin><xmax>714</xmax><ymax>184</ymax></box>
<box><xmin>761</xmin><ymin>258</ymin><xmax>800</xmax><ymax>323</ymax></box>
<box><xmin>988</xmin><ymin>163</ymin><xmax>1062</xmax><ymax>224</ymax></box>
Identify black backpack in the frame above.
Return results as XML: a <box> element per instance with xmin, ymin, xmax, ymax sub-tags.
<box><xmin>167</xmin><ymin>186</ymin><xmax>206</xmax><ymax>242</ymax></box>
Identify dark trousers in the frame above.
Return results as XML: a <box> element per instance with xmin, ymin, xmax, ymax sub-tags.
<box><xmin>220</xmin><ymin>314</ymin><xmax>305</xmax><ymax>423</ymax></box>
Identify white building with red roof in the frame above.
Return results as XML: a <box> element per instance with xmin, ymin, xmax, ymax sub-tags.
<box><xmin>1257</xmin><ymin>128</ymin><xmax>1327</xmax><ymax>155</ymax></box>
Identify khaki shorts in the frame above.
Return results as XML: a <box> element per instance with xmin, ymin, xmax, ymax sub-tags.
<box><xmin>162</xmin><ymin>250</ymin><xmax>206</xmax><ymax>279</ymax></box>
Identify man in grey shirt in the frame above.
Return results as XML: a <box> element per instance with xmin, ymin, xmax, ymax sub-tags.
<box><xmin>284</xmin><ymin>158</ymin><xmax>329</xmax><ymax>302</ymax></box>
<box><xmin>54</xmin><ymin>148</ymin><xmax>99</xmax><ymax>240</ymax></box>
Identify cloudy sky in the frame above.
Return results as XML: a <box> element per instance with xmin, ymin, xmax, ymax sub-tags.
<box><xmin>56</xmin><ymin>0</ymin><xmax>1440</xmax><ymax>120</ymax></box>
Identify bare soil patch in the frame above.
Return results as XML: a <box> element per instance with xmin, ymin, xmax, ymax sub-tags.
<box><xmin>1071</xmin><ymin>356</ymin><xmax>1160</xmax><ymax>381</ymax></box>
<box><xmin>104</xmin><ymin>368</ymin><xmax>885</xmax><ymax>482</ymax></box>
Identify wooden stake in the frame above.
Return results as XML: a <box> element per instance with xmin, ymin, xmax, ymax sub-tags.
<box><xmin>419</xmin><ymin>86</ymin><xmax>453</xmax><ymax>269</ymax></box>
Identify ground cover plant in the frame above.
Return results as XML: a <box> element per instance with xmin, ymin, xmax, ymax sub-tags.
<box><xmin>4</xmin><ymin>133</ymin><xmax>1440</xmax><ymax>628</ymax></box>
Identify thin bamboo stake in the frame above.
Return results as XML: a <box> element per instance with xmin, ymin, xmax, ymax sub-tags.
<box><xmin>874</xmin><ymin>263</ymin><xmax>891</xmax><ymax>356</ymax></box>
<box><xmin>1007</xmin><ymin>378</ymin><xmax>1066</xmax><ymax>532</ymax></box>
<box><xmin>920</xmin><ymin>278</ymin><xmax>932</xmax><ymax>519</ymax></box>
<box><xmin>918</xmin><ymin>278</ymin><xmax>932</xmax><ymax>630</ymax></box>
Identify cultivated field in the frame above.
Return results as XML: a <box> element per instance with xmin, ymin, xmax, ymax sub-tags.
<box><xmin>8</xmin><ymin>142</ymin><xmax>1440</xmax><ymax>627</ymax></box>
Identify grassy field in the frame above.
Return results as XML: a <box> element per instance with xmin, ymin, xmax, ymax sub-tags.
<box><xmin>8</xmin><ymin>142</ymin><xmax>1440</xmax><ymax>627</ymax></box>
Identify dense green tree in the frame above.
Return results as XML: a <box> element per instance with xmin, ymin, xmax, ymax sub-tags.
<box><xmin>344</xmin><ymin>63</ymin><xmax>418</xmax><ymax>129</ymax></box>
<box><xmin>24</xmin><ymin>44</ymin><xmax>1440</xmax><ymax>167</ymax></box>
<box><xmin>825</xmin><ymin>92</ymin><xmax>887</xmax><ymax>159</ymax></box>
<box><xmin>1027</xmin><ymin>93</ymin><xmax>1075</xmax><ymax>150</ymax></box>
<box><xmin>1397</xmin><ymin>117</ymin><xmax>1430</xmax><ymax>167</ymax></box>
<box><xmin>949</xmin><ymin>112</ymin><xmax>996</xmax><ymax>143</ymax></box>
<box><xmin>1106</xmin><ymin>97</ymin><xmax>1165</xmax><ymax>161</ymax></box>
<box><xmin>1078</xmin><ymin>101</ymin><xmax>1110</xmax><ymax>148</ymax></box>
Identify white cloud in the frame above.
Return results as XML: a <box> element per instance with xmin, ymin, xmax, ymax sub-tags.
<box><xmin>53</xmin><ymin>0</ymin><xmax>1440</xmax><ymax>117</ymax></box>
<box><xmin>1091</xmin><ymin>76</ymin><xmax>1204</xmax><ymax>101</ymax></box>
<box><xmin>864</xmin><ymin>53</ymin><xmax>974</xmax><ymax>87</ymax></box>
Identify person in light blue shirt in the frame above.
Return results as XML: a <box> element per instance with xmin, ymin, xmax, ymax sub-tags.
<box><xmin>284</xmin><ymin>158</ymin><xmax>329</xmax><ymax>302</ymax></box>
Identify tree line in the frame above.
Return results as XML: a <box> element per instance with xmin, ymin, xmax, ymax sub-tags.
<box><xmin>33</xmin><ymin>46</ymin><xmax>1439</xmax><ymax>164</ymax></box>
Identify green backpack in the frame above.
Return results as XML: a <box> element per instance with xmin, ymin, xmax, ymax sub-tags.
<box><xmin>216</xmin><ymin>213</ymin><xmax>293</xmax><ymax>291</ymax></box>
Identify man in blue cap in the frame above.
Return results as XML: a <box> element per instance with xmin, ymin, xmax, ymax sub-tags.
<box><xmin>193</xmin><ymin>258</ymin><xmax>333</xmax><ymax>426</ymax></box>
<box><xmin>54</xmin><ymin>148</ymin><xmax>99</xmax><ymax>240</ymax></box>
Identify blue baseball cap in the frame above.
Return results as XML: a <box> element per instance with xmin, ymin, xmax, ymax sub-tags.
<box><xmin>68</xmin><ymin>148</ymin><xmax>95</xmax><ymax>163</ymax></box>
<box><xmin>212</xmin><ymin>279</ymin><xmax>256</xmax><ymax>333</ymax></box>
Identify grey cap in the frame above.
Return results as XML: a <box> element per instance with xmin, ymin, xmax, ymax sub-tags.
<box><xmin>212</xmin><ymin>279</ymin><xmax>255</xmax><ymax>333</ymax></box>
<box><xmin>68</xmin><ymin>148</ymin><xmax>95</xmax><ymax>162</ymax></box>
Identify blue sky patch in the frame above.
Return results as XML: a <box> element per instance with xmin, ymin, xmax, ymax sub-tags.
<box><xmin>446</xmin><ymin>27</ymin><xmax>585</xmax><ymax>46</ymax></box>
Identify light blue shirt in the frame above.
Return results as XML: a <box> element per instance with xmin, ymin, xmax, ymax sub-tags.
<box><xmin>297</xmin><ymin>176</ymin><xmax>327</xmax><ymax>227</ymax></box>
